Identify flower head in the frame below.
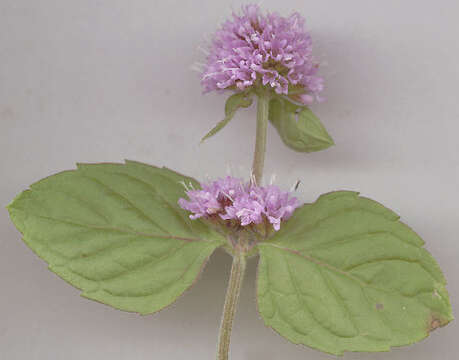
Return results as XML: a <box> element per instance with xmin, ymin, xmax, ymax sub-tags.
<box><xmin>201</xmin><ymin>4</ymin><xmax>324</xmax><ymax>102</ymax></box>
<box><xmin>178</xmin><ymin>176</ymin><xmax>300</xmax><ymax>231</ymax></box>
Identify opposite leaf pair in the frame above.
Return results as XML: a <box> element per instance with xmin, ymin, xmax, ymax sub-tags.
<box><xmin>202</xmin><ymin>91</ymin><xmax>334</xmax><ymax>154</ymax></box>
<box><xmin>7</xmin><ymin>161</ymin><xmax>452</xmax><ymax>356</ymax></box>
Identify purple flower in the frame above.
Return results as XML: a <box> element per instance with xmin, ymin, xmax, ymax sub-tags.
<box><xmin>178</xmin><ymin>176</ymin><xmax>246</xmax><ymax>219</ymax></box>
<box><xmin>201</xmin><ymin>4</ymin><xmax>324</xmax><ymax>103</ymax></box>
<box><xmin>179</xmin><ymin>176</ymin><xmax>300</xmax><ymax>231</ymax></box>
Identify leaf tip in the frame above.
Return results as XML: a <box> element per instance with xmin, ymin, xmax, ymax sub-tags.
<box><xmin>5</xmin><ymin>203</ymin><xmax>16</xmax><ymax>218</ymax></box>
<box><xmin>5</xmin><ymin>189</ymin><xmax>30</xmax><ymax>212</ymax></box>
<box><xmin>427</xmin><ymin>313</ymin><xmax>453</xmax><ymax>333</ymax></box>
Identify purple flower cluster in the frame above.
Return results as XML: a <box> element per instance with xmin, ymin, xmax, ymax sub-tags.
<box><xmin>178</xmin><ymin>176</ymin><xmax>300</xmax><ymax>231</ymax></box>
<box><xmin>201</xmin><ymin>4</ymin><xmax>324</xmax><ymax>104</ymax></box>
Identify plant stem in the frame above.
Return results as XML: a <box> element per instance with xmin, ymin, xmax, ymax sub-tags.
<box><xmin>216</xmin><ymin>251</ymin><xmax>247</xmax><ymax>360</ymax></box>
<box><xmin>251</xmin><ymin>91</ymin><xmax>270</xmax><ymax>185</ymax></box>
<box><xmin>216</xmin><ymin>90</ymin><xmax>270</xmax><ymax>360</ymax></box>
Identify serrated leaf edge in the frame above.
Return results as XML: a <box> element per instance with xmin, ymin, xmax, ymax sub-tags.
<box><xmin>7</xmin><ymin>160</ymin><xmax>226</xmax><ymax>315</ymax></box>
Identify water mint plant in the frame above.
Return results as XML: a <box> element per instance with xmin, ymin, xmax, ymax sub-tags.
<box><xmin>6</xmin><ymin>4</ymin><xmax>452</xmax><ymax>360</ymax></box>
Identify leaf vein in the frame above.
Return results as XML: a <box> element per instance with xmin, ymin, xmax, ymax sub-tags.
<box><xmin>262</xmin><ymin>244</ymin><xmax>433</xmax><ymax>300</ymax></box>
<box><xmin>111</xmin><ymin>171</ymin><xmax>196</xmax><ymax>234</ymax></box>
<box><xmin>12</xmin><ymin>208</ymin><xmax>208</xmax><ymax>243</ymax></box>
<box><xmin>80</xmin><ymin>174</ymin><xmax>171</xmax><ymax>235</ymax></box>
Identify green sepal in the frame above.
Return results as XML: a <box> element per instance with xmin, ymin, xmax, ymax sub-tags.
<box><xmin>7</xmin><ymin>161</ymin><xmax>225</xmax><ymax>315</ymax></box>
<box><xmin>269</xmin><ymin>96</ymin><xmax>334</xmax><ymax>152</ymax></box>
<box><xmin>257</xmin><ymin>191</ymin><xmax>453</xmax><ymax>355</ymax></box>
<box><xmin>201</xmin><ymin>91</ymin><xmax>253</xmax><ymax>142</ymax></box>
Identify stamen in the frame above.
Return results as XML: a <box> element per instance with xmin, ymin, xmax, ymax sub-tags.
<box><xmin>290</xmin><ymin>179</ymin><xmax>301</xmax><ymax>192</ymax></box>
<box><xmin>179</xmin><ymin>181</ymin><xmax>190</xmax><ymax>191</ymax></box>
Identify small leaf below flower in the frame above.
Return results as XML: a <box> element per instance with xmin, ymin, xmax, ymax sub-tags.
<box><xmin>269</xmin><ymin>97</ymin><xmax>334</xmax><ymax>152</ymax></box>
<box><xmin>201</xmin><ymin>92</ymin><xmax>253</xmax><ymax>142</ymax></box>
<box><xmin>257</xmin><ymin>191</ymin><xmax>452</xmax><ymax>355</ymax></box>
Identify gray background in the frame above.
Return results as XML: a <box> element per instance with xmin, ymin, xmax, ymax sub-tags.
<box><xmin>1</xmin><ymin>0</ymin><xmax>458</xmax><ymax>359</ymax></box>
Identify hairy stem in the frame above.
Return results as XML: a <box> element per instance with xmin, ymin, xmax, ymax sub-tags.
<box><xmin>216</xmin><ymin>90</ymin><xmax>270</xmax><ymax>360</ymax></box>
<box><xmin>216</xmin><ymin>252</ymin><xmax>247</xmax><ymax>360</ymax></box>
<box><xmin>251</xmin><ymin>91</ymin><xmax>270</xmax><ymax>185</ymax></box>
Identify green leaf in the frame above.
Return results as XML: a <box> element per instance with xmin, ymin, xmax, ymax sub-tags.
<box><xmin>269</xmin><ymin>97</ymin><xmax>334</xmax><ymax>152</ymax></box>
<box><xmin>201</xmin><ymin>92</ymin><xmax>253</xmax><ymax>142</ymax></box>
<box><xmin>257</xmin><ymin>191</ymin><xmax>452</xmax><ymax>355</ymax></box>
<box><xmin>7</xmin><ymin>161</ymin><xmax>225</xmax><ymax>315</ymax></box>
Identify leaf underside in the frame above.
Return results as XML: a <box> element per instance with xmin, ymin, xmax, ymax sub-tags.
<box><xmin>7</xmin><ymin>161</ymin><xmax>225</xmax><ymax>315</ymax></box>
<box><xmin>269</xmin><ymin>97</ymin><xmax>334</xmax><ymax>153</ymax></box>
<box><xmin>257</xmin><ymin>191</ymin><xmax>453</xmax><ymax>355</ymax></box>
